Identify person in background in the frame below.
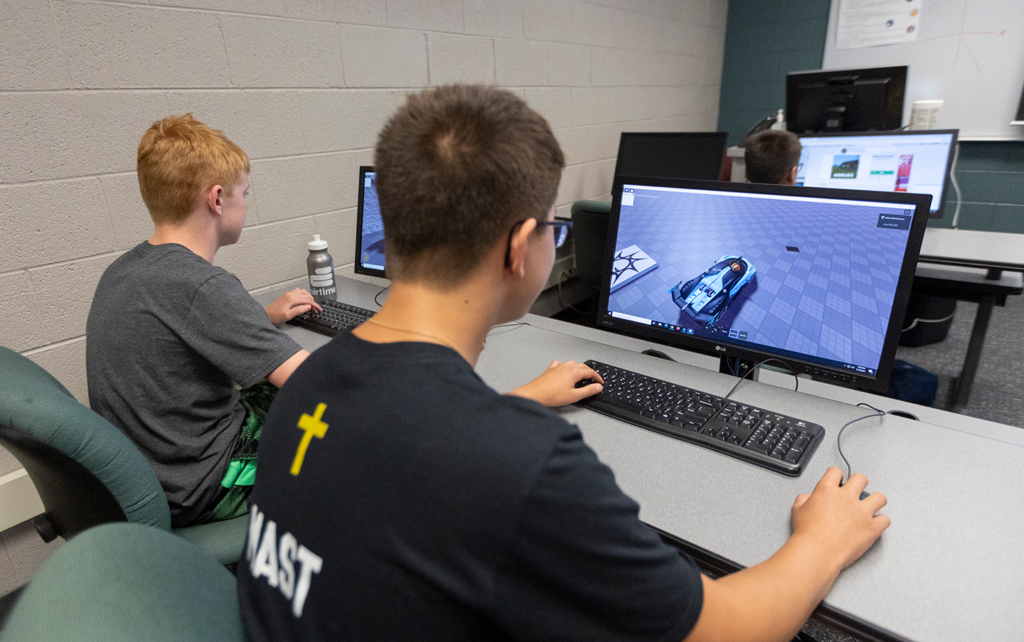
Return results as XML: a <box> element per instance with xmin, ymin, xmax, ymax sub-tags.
<box><xmin>745</xmin><ymin>129</ymin><xmax>803</xmax><ymax>185</ymax></box>
<box><xmin>86</xmin><ymin>114</ymin><xmax>319</xmax><ymax>527</ymax></box>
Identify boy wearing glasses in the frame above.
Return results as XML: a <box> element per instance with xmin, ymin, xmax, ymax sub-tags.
<box><xmin>239</xmin><ymin>85</ymin><xmax>889</xmax><ymax>642</ymax></box>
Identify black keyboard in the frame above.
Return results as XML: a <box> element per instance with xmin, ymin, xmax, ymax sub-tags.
<box><xmin>287</xmin><ymin>299</ymin><xmax>375</xmax><ymax>337</ymax></box>
<box><xmin>576</xmin><ymin>360</ymin><xmax>824</xmax><ymax>476</ymax></box>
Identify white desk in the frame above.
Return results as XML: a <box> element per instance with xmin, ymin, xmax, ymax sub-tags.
<box><xmin>273</xmin><ymin>277</ymin><xmax>1024</xmax><ymax>642</ymax></box>
<box><xmin>919</xmin><ymin>228</ymin><xmax>1024</xmax><ymax>276</ymax></box>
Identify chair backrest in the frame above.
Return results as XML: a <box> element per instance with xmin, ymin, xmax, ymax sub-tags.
<box><xmin>0</xmin><ymin>346</ymin><xmax>171</xmax><ymax>531</ymax></box>
<box><xmin>0</xmin><ymin>424</ymin><xmax>126</xmax><ymax>541</ymax></box>
<box><xmin>0</xmin><ymin>523</ymin><xmax>246</xmax><ymax>642</ymax></box>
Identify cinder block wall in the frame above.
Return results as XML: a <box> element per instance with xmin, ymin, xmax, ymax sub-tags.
<box><xmin>0</xmin><ymin>0</ymin><xmax>727</xmax><ymax>406</ymax></box>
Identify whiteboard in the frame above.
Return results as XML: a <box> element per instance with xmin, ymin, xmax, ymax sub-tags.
<box><xmin>823</xmin><ymin>0</ymin><xmax>1024</xmax><ymax>140</ymax></box>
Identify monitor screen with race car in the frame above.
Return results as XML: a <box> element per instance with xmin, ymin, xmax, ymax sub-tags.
<box><xmin>596</xmin><ymin>177</ymin><xmax>931</xmax><ymax>392</ymax></box>
<box><xmin>796</xmin><ymin>130</ymin><xmax>957</xmax><ymax>219</ymax></box>
<box><xmin>354</xmin><ymin>166</ymin><xmax>386</xmax><ymax>278</ymax></box>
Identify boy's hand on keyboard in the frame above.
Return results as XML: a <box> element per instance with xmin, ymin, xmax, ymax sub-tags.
<box><xmin>265</xmin><ymin>289</ymin><xmax>322</xmax><ymax>326</ymax></box>
<box><xmin>791</xmin><ymin>467</ymin><xmax>890</xmax><ymax>572</ymax></box>
<box><xmin>507</xmin><ymin>360</ymin><xmax>604</xmax><ymax>407</ymax></box>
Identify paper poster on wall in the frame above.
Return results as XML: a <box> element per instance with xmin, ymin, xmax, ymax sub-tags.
<box><xmin>837</xmin><ymin>0</ymin><xmax>922</xmax><ymax>50</ymax></box>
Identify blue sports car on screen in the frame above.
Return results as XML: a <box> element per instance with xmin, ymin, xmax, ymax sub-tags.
<box><xmin>670</xmin><ymin>255</ymin><xmax>756</xmax><ymax>327</ymax></box>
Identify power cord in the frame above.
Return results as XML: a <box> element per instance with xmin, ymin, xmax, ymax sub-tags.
<box><xmin>373</xmin><ymin>284</ymin><xmax>390</xmax><ymax>307</ymax></box>
<box><xmin>723</xmin><ymin>357</ymin><xmax>799</xmax><ymax>399</ymax></box>
<box><xmin>949</xmin><ymin>141</ymin><xmax>962</xmax><ymax>228</ymax></box>
<box><xmin>836</xmin><ymin>403</ymin><xmax>886</xmax><ymax>482</ymax></box>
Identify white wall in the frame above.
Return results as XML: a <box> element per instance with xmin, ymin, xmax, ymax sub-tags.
<box><xmin>0</xmin><ymin>0</ymin><xmax>727</xmax><ymax>406</ymax></box>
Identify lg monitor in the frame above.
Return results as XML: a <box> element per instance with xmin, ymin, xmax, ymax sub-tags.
<box><xmin>597</xmin><ymin>177</ymin><xmax>931</xmax><ymax>393</ymax></box>
<box><xmin>795</xmin><ymin>130</ymin><xmax>957</xmax><ymax>219</ymax></box>
<box><xmin>612</xmin><ymin>132</ymin><xmax>728</xmax><ymax>189</ymax></box>
<box><xmin>354</xmin><ymin>166</ymin><xmax>386</xmax><ymax>278</ymax></box>
<box><xmin>787</xmin><ymin>66</ymin><xmax>907</xmax><ymax>134</ymax></box>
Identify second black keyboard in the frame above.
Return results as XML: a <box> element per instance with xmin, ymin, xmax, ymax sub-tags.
<box><xmin>576</xmin><ymin>360</ymin><xmax>824</xmax><ymax>476</ymax></box>
<box><xmin>287</xmin><ymin>299</ymin><xmax>375</xmax><ymax>337</ymax></box>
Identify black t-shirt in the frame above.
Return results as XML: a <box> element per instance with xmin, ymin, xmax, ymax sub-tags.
<box><xmin>86</xmin><ymin>242</ymin><xmax>301</xmax><ymax>526</ymax></box>
<box><xmin>238</xmin><ymin>332</ymin><xmax>704</xmax><ymax>641</ymax></box>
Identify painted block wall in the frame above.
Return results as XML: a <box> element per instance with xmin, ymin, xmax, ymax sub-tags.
<box><xmin>0</xmin><ymin>0</ymin><xmax>729</xmax><ymax>409</ymax></box>
<box><xmin>932</xmin><ymin>141</ymin><xmax>1024</xmax><ymax>232</ymax></box>
<box><xmin>716</xmin><ymin>0</ymin><xmax>830</xmax><ymax>147</ymax></box>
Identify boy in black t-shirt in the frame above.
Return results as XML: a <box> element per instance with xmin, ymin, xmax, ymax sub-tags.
<box><xmin>238</xmin><ymin>85</ymin><xmax>890</xmax><ymax>642</ymax></box>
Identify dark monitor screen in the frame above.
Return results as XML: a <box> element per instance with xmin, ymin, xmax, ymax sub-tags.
<box><xmin>787</xmin><ymin>66</ymin><xmax>907</xmax><ymax>134</ymax></box>
<box><xmin>796</xmin><ymin>130</ymin><xmax>957</xmax><ymax>219</ymax></box>
<box><xmin>596</xmin><ymin>177</ymin><xmax>931</xmax><ymax>393</ymax></box>
<box><xmin>354</xmin><ymin>166</ymin><xmax>386</xmax><ymax>278</ymax></box>
<box><xmin>612</xmin><ymin>132</ymin><xmax>727</xmax><ymax>189</ymax></box>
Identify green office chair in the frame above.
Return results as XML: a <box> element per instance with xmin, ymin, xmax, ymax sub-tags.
<box><xmin>0</xmin><ymin>522</ymin><xmax>246</xmax><ymax>642</ymax></box>
<box><xmin>0</xmin><ymin>346</ymin><xmax>247</xmax><ymax>564</ymax></box>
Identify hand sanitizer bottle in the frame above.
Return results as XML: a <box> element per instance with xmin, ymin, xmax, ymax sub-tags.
<box><xmin>770</xmin><ymin>108</ymin><xmax>786</xmax><ymax>131</ymax></box>
<box><xmin>307</xmin><ymin>234</ymin><xmax>336</xmax><ymax>303</ymax></box>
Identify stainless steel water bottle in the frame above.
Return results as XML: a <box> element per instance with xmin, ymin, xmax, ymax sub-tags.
<box><xmin>307</xmin><ymin>234</ymin><xmax>337</xmax><ymax>303</ymax></box>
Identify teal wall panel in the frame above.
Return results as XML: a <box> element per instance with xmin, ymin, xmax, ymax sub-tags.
<box><xmin>934</xmin><ymin>141</ymin><xmax>1024</xmax><ymax>232</ymax></box>
<box><xmin>716</xmin><ymin>0</ymin><xmax>830</xmax><ymax>147</ymax></box>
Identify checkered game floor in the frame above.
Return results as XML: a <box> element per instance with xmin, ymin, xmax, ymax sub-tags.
<box><xmin>607</xmin><ymin>191</ymin><xmax>911</xmax><ymax>369</ymax></box>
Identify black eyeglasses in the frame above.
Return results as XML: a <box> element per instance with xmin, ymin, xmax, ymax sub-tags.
<box><xmin>504</xmin><ymin>220</ymin><xmax>574</xmax><ymax>267</ymax></box>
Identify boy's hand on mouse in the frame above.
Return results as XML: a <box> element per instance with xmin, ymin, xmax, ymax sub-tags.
<box><xmin>507</xmin><ymin>360</ymin><xmax>604</xmax><ymax>407</ymax></box>
<box><xmin>265</xmin><ymin>289</ymin><xmax>322</xmax><ymax>326</ymax></box>
<box><xmin>791</xmin><ymin>467</ymin><xmax>890</xmax><ymax>572</ymax></box>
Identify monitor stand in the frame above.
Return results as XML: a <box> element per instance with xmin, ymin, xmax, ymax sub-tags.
<box><xmin>720</xmin><ymin>355</ymin><xmax>760</xmax><ymax>382</ymax></box>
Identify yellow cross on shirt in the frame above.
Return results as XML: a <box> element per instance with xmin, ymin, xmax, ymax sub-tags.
<box><xmin>291</xmin><ymin>403</ymin><xmax>329</xmax><ymax>476</ymax></box>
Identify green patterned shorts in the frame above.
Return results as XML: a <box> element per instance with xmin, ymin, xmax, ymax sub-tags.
<box><xmin>210</xmin><ymin>381</ymin><xmax>277</xmax><ymax>522</ymax></box>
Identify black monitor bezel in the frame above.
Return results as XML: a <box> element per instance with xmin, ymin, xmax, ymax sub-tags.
<box><xmin>795</xmin><ymin>129</ymin><xmax>958</xmax><ymax>220</ymax></box>
<box><xmin>786</xmin><ymin>66</ymin><xmax>908</xmax><ymax>134</ymax></box>
<box><xmin>612</xmin><ymin>132</ymin><xmax>728</xmax><ymax>185</ymax></box>
<box><xmin>597</xmin><ymin>176</ymin><xmax>932</xmax><ymax>393</ymax></box>
<box><xmin>354</xmin><ymin>165</ymin><xmax>386</xmax><ymax>279</ymax></box>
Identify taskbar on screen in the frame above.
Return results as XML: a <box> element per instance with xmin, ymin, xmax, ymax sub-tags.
<box><xmin>608</xmin><ymin>311</ymin><xmax>878</xmax><ymax>378</ymax></box>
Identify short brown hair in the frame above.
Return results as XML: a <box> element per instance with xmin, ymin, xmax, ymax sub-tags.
<box><xmin>137</xmin><ymin>113</ymin><xmax>250</xmax><ymax>224</ymax></box>
<box><xmin>374</xmin><ymin>85</ymin><xmax>564</xmax><ymax>285</ymax></box>
<box><xmin>744</xmin><ymin>130</ymin><xmax>802</xmax><ymax>184</ymax></box>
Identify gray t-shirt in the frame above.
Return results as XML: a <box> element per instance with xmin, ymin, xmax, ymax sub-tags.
<box><xmin>86</xmin><ymin>242</ymin><xmax>301</xmax><ymax>526</ymax></box>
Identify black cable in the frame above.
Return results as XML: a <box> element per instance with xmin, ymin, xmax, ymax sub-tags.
<box><xmin>723</xmin><ymin>357</ymin><xmax>799</xmax><ymax>399</ymax></box>
<box><xmin>836</xmin><ymin>403</ymin><xmax>886</xmax><ymax>482</ymax></box>
<box><xmin>373</xmin><ymin>284</ymin><xmax>390</xmax><ymax>307</ymax></box>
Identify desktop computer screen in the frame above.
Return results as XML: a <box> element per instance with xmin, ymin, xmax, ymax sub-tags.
<box><xmin>612</xmin><ymin>132</ymin><xmax>727</xmax><ymax>188</ymax></box>
<box><xmin>786</xmin><ymin>66</ymin><xmax>907</xmax><ymax>133</ymax></box>
<box><xmin>596</xmin><ymin>177</ymin><xmax>931</xmax><ymax>393</ymax></box>
<box><xmin>354</xmin><ymin>166</ymin><xmax>386</xmax><ymax>278</ymax></box>
<box><xmin>795</xmin><ymin>130</ymin><xmax>957</xmax><ymax>219</ymax></box>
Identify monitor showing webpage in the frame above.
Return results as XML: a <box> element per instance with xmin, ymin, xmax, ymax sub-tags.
<box><xmin>795</xmin><ymin>131</ymin><xmax>956</xmax><ymax>218</ymax></box>
<box><xmin>603</xmin><ymin>182</ymin><xmax>923</xmax><ymax>383</ymax></box>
